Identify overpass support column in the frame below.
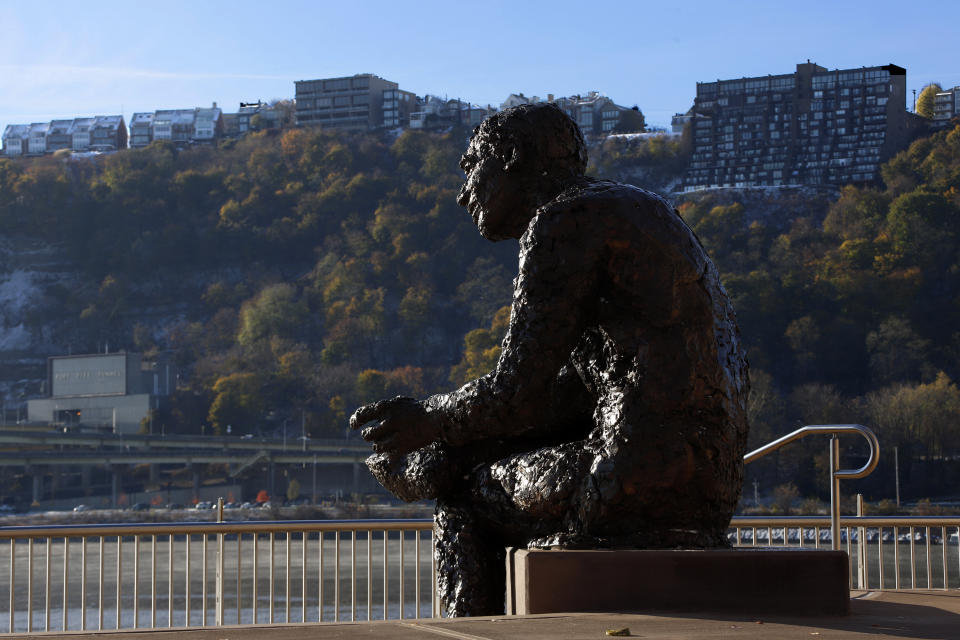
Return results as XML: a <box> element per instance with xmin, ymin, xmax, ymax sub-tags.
<box><xmin>29</xmin><ymin>466</ymin><xmax>43</xmax><ymax>504</ymax></box>
<box><xmin>111</xmin><ymin>466</ymin><xmax>123</xmax><ymax>508</ymax></box>
<box><xmin>352</xmin><ymin>461</ymin><xmax>360</xmax><ymax>499</ymax></box>
<box><xmin>269</xmin><ymin>462</ymin><xmax>276</xmax><ymax>500</ymax></box>
<box><xmin>149</xmin><ymin>463</ymin><xmax>159</xmax><ymax>484</ymax></box>
<box><xmin>80</xmin><ymin>465</ymin><xmax>92</xmax><ymax>494</ymax></box>
<box><xmin>191</xmin><ymin>465</ymin><xmax>201</xmax><ymax>503</ymax></box>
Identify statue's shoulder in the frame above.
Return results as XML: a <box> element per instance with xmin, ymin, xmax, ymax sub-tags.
<box><xmin>542</xmin><ymin>178</ymin><xmax>675</xmax><ymax>214</ymax></box>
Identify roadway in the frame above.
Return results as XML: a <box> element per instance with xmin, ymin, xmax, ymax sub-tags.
<box><xmin>0</xmin><ymin>429</ymin><xmax>370</xmax><ymax>453</ymax></box>
<box><xmin>0</xmin><ymin>429</ymin><xmax>371</xmax><ymax>467</ymax></box>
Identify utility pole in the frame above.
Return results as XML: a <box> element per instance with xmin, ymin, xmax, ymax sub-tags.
<box><xmin>753</xmin><ymin>479</ymin><xmax>760</xmax><ymax>507</ymax></box>
<box><xmin>912</xmin><ymin>89</ymin><xmax>917</xmax><ymax>113</ymax></box>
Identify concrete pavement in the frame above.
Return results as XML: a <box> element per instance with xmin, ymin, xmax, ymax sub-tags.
<box><xmin>8</xmin><ymin>591</ymin><xmax>960</xmax><ymax>639</ymax></box>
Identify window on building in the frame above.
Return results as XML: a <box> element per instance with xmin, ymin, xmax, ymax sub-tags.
<box><xmin>324</xmin><ymin>78</ymin><xmax>350</xmax><ymax>91</ymax></box>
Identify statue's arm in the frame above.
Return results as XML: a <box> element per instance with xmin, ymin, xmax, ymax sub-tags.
<box><xmin>427</xmin><ymin>208</ymin><xmax>600</xmax><ymax>446</ymax></box>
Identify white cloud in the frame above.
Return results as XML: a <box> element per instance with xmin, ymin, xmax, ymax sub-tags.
<box><xmin>0</xmin><ymin>64</ymin><xmax>290</xmax><ymax>83</ymax></box>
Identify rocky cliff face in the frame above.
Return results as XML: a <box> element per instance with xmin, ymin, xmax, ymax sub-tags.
<box><xmin>0</xmin><ymin>236</ymin><xmax>81</xmax><ymax>402</ymax></box>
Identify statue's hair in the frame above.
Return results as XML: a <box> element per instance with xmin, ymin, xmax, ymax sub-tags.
<box><xmin>476</xmin><ymin>103</ymin><xmax>587</xmax><ymax>182</ymax></box>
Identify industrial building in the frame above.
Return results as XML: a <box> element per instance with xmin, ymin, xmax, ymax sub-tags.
<box><xmin>683</xmin><ymin>62</ymin><xmax>912</xmax><ymax>190</ymax></box>
<box><xmin>27</xmin><ymin>352</ymin><xmax>172</xmax><ymax>434</ymax></box>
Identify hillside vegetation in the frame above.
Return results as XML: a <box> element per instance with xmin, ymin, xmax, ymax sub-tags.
<box><xmin>1</xmin><ymin>123</ymin><xmax>960</xmax><ymax>502</ymax></box>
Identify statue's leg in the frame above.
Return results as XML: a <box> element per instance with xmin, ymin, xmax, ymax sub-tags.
<box><xmin>433</xmin><ymin>500</ymin><xmax>508</xmax><ymax>617</ymax></box>
<box><xmin>433</xmin><ymin>443</ymin><xmax>590</xmax><ymax>616</ymax></box>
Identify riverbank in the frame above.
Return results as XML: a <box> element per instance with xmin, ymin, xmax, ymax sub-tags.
<box><xmin>0</xmin><ymin>502</ymin><xmax>435</xmax><ymax>527</ymax></box>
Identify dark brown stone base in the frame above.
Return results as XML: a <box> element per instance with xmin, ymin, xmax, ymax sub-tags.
<box><xmin>506</xmin><ymin>548</ymin><xmax>850</xmax><ymax>616</ymax></box>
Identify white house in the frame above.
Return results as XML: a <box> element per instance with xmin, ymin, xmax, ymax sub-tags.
<box><xmin>2</xmin><ymin>124</ymin><xmax>29</xmax><ymax>156</ymax></box>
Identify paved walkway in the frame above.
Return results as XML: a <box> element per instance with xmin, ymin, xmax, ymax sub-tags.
<box><xmin>10</xmin><ymin>591</ymin><xmax>960</xmax><ymax>639</ymax></box>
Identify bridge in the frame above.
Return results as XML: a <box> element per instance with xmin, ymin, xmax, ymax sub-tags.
<box><xmin>0</xmin><ymin>429</ymin><xmax>374</xmax><ymax>506</ymax></box>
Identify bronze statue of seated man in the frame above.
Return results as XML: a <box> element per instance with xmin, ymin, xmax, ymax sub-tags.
<box><xmin>351</xmin><ymin>103</ymin><xmax>749</xmax><ymax>617</ymax></box>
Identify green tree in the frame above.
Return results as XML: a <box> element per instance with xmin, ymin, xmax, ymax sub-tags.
<box><xmin>613</xmin><ymin>107</ymin><xmax>645</xmax><ymax>133</ymax></box>
<box><xmin>916</xmin><ymin>83</ymin><xmax>943</xmax><ymax>119</ymax></box>
<box><xmin>865</xmin><ymin>316</ymin><xmax>931</xmax><ymax>385</ymax></box>
<box><xmin>207</xmin><ymin>372</ymin><xmax>266</xmax><ymax>434</ymax></box>
<box><xmin>237</xmin><ymin>284</ymin><xmax>309</xmax><ymax>347</ymax></box>
<box><xmin>286</xmin><ymin>478</ymin><xmax>301</xmax><ymax>502</ymax></box>
<box><xmin>449</xmin><ymin>306</ymin><xmax>511</xmax><ymax>385</ymax></box>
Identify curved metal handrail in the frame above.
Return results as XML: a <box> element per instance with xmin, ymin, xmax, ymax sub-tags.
<box><xmin>744</xmin><ymin>423</ymin><xmax>879</xmax><ymax>477</ymax></box>
<box><xmin>743</xmin><ymin>423</ymin><xmax>880</xmax><ymax>551</ymax></box>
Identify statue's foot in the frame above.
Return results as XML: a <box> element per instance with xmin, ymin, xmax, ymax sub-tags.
<box><xmin>526</xmin><ymin>531</ymin><xmax>608</xmax><ymax>549</ymax></box>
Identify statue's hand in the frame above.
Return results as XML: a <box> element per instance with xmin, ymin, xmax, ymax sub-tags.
<box><xmin>349</xmin><ymin>396</ymin><xmax>441</xmax><ymax>456</ymax></box>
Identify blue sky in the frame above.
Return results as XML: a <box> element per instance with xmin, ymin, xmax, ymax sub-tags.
<box><xmin>1</xmin><ymin>0</ymin><xmax>958</xmax><ymax>130</ymax></box>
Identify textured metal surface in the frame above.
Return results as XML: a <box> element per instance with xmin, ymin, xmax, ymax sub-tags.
<box><xmin>351</xmin><ymin>104</ymin><xmax>749</xmax><ymax>616</ymax></box>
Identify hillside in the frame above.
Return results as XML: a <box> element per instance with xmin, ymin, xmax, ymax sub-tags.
<box><xmin>1</xmin><ymin>123</ymin><xmax>960</xmax><ymax>502</ymax></box>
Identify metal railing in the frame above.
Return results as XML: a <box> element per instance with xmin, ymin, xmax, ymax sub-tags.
<box><xmin>729</xmin><ymin>516</ymin><xmax>960</xmax><ymax>591</ymax></box>
<box><xmin>0</xmin><ymin>517</ymin><xmax>435</xmax><ymax>634</ymax></box>
<box><xmin>744</xmin><ymin>424</ymin><xmax>879</xmax><ymax>550</ymax></box>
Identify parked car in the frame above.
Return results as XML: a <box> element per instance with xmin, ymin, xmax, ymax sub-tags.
<box><xmin>130</xmin><ymin>503</ymin><xmax>150</xmax><ymax>512</ymax></box>
<box><xmin>194</xmin><ymin>501</ymin><xmax>212</xmax><ymax>510</ymax></box>
<box><xmin>73</xmin><ymin>504</ymin><xmax>93</xmax><ymax>512</ymax></box>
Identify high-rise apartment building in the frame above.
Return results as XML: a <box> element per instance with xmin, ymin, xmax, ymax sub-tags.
<box><xmin>295</xmin><ymin>73</ymin><xmax>401</xmax><ymax>130</ymax></box>
<box><xmin>684</xmin><ymin>62</ymin><xmax>909</xmax><ymax>190</ymax></box>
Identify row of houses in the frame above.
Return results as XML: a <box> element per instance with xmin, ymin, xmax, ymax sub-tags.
<box><xmin>128</xmin><ymin>106</ymin><xmax>223</xmax><ymax>148</ymax></box>
<box><xmin>3</xmin><ymin>101</ymin><xmax>283</xmax><ymax>157</ymax></box>
<box><xmin>3</xmin><ymin>116</ymin><xmax>127</xmax><ymax>156</ymax></box>
<box><xmin>129</xmin><ymin>101</ymin><xmax>284</xmax><ymax>147</ymax></box>
<box><xmin>501</xmin><ymin>90</ymin><xmax>644</xmax><ymax>135</ymax></box>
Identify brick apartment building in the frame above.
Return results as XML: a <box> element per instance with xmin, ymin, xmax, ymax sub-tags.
<box><xmin>684</xmin><ymin>62</ymin><xmax>912</xmax><ymax>190</ymax></box>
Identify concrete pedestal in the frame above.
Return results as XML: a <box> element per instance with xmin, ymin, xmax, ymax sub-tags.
<box><xmin>506</xmin><ymin>548</ymin><xmax>849</xmax><ymax>616</ymax></box>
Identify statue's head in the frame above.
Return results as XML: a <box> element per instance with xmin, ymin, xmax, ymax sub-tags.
<box><xmin>458</xmin><ymin>103</ymin><xmax>587</xmax><ymax>241</ymax></box>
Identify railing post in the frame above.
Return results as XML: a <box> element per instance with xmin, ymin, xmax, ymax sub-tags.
<box><xmin>857</xmin><ymin>494</ymin><xmax>866</xmax><ymax>589</ymax></box>
<box><xmin>216</xmin><ymin>498</ymin><xmax>224</xmax><ymax>626</ymax></box>
<box><xmin>829</xmin><ymin>435</ymin><xmax>840</xmax><ymax>551</ymax></box>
